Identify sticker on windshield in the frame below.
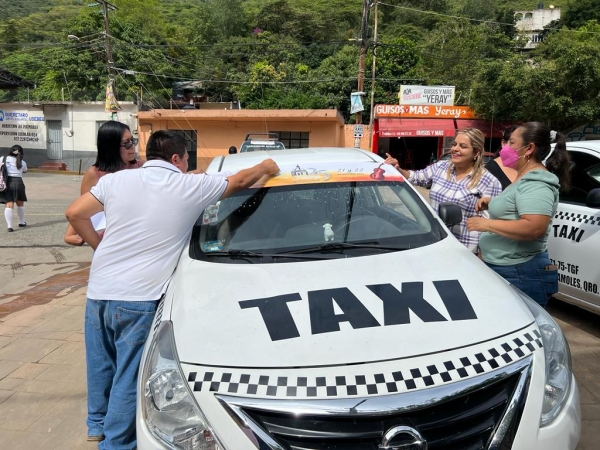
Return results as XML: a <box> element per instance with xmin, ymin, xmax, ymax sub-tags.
<box><xmin>202</xmin><ymin>240</ymin><xmax>224</xmax><ymax>252</ymax></box>
<box><xmin>253</xmin><ymin>162</ymin><xmax>404</xmax><ymax>188</ymax></box>
<box><xmin>202</xmin><ymin>204</ymin><xmax>220</xmax><ymax>224</ymax></box>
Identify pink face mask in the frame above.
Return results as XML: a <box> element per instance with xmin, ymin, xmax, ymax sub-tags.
<box><xmin>499</xmin><ymin>144</ymin><xmax>525</xmax><ymax>169</ymax></box>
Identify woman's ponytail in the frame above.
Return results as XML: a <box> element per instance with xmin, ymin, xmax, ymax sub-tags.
<box><xmin>9</xmin><ymin>145</ymin><xmax>23</xmax><ymax>170</ymax></box>
<box><xmin>545</xmin><ymin>132</ymin><xmax>570</xmax><ymax>190</ymax></box>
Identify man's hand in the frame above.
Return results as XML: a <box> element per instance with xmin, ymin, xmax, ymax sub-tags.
<box><xmin>260</xmin><ymin>158</ymin><xmax>280</xmax><ymax>176</ymax></box>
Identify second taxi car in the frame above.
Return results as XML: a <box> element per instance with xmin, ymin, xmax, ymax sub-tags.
<box><xmin>547</xmin><ymin>140</ymin><xmax>600</xmax><ymax>315</ymax></box>
<box><xmin>137</xmin><ymin>148</ymin><xmax>580</xmax><ymax>450</ymax></box>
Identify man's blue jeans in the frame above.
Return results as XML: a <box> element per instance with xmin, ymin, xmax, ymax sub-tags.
<box><xmin>485</xmin><ymin>252</ymin><xmax>558</xmax><ymax>307</ymax></box>
<box><xmin>85</xmin><ymin>298</ymin><xmax>159</xmax><ymax>450</ymax></box>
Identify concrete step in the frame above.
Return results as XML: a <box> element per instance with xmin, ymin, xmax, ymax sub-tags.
<box><xmin>37</xmin><ymin>162</ymin><xmax>69</xmax><ymax>171</ymax></box>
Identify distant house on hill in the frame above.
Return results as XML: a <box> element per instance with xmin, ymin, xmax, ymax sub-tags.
<box><xmin>515</xmin><ymin>4</ymin><xmax>561</xmax><ymax>49</ymax></box>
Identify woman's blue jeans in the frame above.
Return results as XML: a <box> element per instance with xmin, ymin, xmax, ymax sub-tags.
<box><xmin>485</xmin><ymin>252</ymin><xmax>558</xmax><ymax>307</ymax></box>
<box><xmin>84</xmin><ymin>298</ymin><xmax>159</xmax><ymax>450</ymax></box>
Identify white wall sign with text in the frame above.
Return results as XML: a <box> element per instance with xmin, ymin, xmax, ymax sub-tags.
<box><xmin>0</xmin><ymin>109</ymin><xmax>46</xmax><ymax>149</ymax></box>
<box><xmin>398</xmin><ymin>85</ymin><xmax>455</xmax><ymax>106</ymax></box>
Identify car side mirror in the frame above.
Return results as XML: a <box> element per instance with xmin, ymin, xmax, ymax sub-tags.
<box><xmin>228</xmin><ymin>146</ymin><xmax>237</xmax><ymax>154</ymax></box>
<box><xmin>438</xmin><ymin>202</ymin><xmax>463</xmax><ymax>227</ymax></box>
<box><xmin>586</xmin><ymin>188</ymin><xmax>600</xmax><ymax>208</ymax></box>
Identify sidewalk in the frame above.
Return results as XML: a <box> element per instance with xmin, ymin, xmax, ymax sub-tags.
<box><xmin>0</xmin><ymin>283</ymin><xmax>91</xmax><ymax>449</ymax></box>
<box><xmin>0</xmin><ymin>172</ymin><xmax>93</xmax><ymax>449</ymax></box>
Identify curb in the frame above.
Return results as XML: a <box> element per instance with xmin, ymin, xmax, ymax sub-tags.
<box><xmin>28</xmin><ymin>169</ymin><xmax>83</xmax><ymax>175</ymax></box>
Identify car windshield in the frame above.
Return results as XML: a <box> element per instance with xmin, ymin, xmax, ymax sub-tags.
<box><xmin>190</xmin><ymin>181</ymin><xmax>446</xmax><ymax>263</ymax></box>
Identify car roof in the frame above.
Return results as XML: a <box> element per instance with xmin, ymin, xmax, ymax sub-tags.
<box><xmin>208</xmin><ymin>147</ymin><xmax>382</xmax><ymax>173</ymax></box>
<box><xmin>565</xmin><ymin>140</ymin><xmax>600</xmax><ymax>153</ymax></box>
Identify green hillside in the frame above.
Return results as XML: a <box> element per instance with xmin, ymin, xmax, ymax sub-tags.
<box><xmin>1</xmin><ymin>0</ymin><xmax>597</xmax><ymax>131</ymax></box>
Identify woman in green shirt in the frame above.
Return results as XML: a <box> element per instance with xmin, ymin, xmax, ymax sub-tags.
<box><xmin>466</xmin><ymin>122</ymin><xmax>571</xmax><ymax>306</ymax></box>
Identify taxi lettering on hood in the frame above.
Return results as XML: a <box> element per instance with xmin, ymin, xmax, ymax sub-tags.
<box><xmin>239</xmin><ymin>280</ymin><xmax>477</xmax><ymax>341</ymax></box>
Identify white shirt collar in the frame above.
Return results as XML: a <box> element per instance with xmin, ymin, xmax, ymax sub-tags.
<box><xmin>142</xmin><ymin>159</ymin><xmax>182</xmax><ymax>173</ymax></box>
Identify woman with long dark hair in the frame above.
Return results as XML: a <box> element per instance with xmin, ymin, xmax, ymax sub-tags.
<box><xmin>467</xmin><ymin>122</ymin><xmax>571</xmax><ymax>306</ymax></box>
<box><xmin>1</xmin><ymin>145</ymin><xmax>28</xmax><ymax>232</ymax></box>
<box><xmin>64</xmin><ymin>121</ymin><xmax>143</xmax><ymax>245</ymax></box>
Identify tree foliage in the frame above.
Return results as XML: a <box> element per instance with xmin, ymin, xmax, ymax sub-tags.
<box><xmin>1</xmin><ymin>0</ymin><xmax>600</xmax><ymax>129</ymax></box>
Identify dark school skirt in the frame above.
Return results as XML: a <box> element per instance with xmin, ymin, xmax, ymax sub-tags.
<box><xmin>0</xmin><ymin>176</ymin><xmax>27</xmax><ymax>203</ymax></box>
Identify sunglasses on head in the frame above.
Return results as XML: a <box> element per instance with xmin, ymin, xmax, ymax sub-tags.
<box><xmin>121</xmin><ymin>138</ymin><xmax>139</xmax><ymax>149</ymax></box>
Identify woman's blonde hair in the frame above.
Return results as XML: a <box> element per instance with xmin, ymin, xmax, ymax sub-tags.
<box><xmin>446</xmin><ymin>128</ymin><xmax>485</xmax><ymax>189</ymax></box>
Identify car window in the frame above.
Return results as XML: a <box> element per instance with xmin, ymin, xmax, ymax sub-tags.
<box><xmin>191</xmin><ymin>181</ymin><xmax>445</xmax><ymax>263</ymax></box>
<box><xmin>559</xmin><ymin>150</ymin><xmax>600</xmax><ymax>204</ymax></box>
<box><xmin>240</xmin><ymin>140</ymin><xmax>286</xmax><ymax>152</ymax></box>
<box><xmin>587</xmin><ymin>163</ymin><xmax>600</xmax><ymax>183</ymax></box>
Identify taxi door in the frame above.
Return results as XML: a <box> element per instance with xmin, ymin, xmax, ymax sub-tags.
<box><xmin>547</xmin><ymin>146</ymin><xmax>600</xmax><ymax>311</ymax></box>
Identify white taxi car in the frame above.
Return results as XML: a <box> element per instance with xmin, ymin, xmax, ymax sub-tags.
<box><xmin>137</xmin><ymin>148</ymin><xmax>580</xmax><ymax>450</ymax></box>
<box><xmin>547</xmin><ymin>140</ymin><xmax>600</xmax><ymax>314</ymax></box>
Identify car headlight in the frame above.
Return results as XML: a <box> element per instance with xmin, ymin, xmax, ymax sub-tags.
<box><xmin>141</xmin><ymin>321</ymin><xmax>223</xmax><ymax>449</ymax></box>
<box><xmin>513</xmin><ymin>286</ymin><xmax>573</xmax><ymax>426</ymax></box>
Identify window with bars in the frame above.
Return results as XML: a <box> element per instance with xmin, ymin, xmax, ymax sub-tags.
<box><xmin>275</xmin><ymin>131</ymin><xmax>310</xmax><ymax>149</ymax></box>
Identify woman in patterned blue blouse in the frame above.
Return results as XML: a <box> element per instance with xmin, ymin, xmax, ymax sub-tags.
<box><xmin>385</xmin><ymin>128</ymin><xmax>502</xmax><ymax>253</ymax></box>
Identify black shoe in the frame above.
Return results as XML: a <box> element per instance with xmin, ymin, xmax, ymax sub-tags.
<box><xmin>18</xmin><ymin>223</ymin><xmax>26</xmax><ymax>227</ymax></box>
<box><xmin>7</xmin><ymin>228</ymin><xmax>13</xmax><ymax>232</ymax></box>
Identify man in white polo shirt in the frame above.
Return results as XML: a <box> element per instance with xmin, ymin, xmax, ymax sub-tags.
<box><xmin>66</xmin><ymin>130</ymin><xmax>279</xmax><ymax>450</ymax></box>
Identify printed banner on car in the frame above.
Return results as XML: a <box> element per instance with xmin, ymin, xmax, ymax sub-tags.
<box><xmin>252</xmin><ymin>162</ymin><xmax>405</xmax><ymax>188</ymax></box>
<box><xmin>0</xmin><ymin>108</ymin><xmax>46</xmax><ymax>149</ymax></box>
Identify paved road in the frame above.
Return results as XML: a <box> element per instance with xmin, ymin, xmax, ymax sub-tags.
<box><xmin>0</xmin><ymin>173</ymin><xmax>597</xmax><ymax>449</ymax></box>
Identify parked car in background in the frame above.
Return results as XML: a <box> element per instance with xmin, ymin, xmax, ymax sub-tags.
<box><xmin>547</xmin><ymin>140</ymin><xmax>600</xmax><ymax>315</ymax></box>
<box><xmin>239</xmin><ymin>132</ymin><xmax>286</xmax><ymax>153</ymax></box>
<box><xmin>137</xmin><ymin>148</ymin><xmax>580</xmax><ymax>450</ymax></box>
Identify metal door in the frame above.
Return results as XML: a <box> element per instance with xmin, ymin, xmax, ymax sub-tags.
<box><xmin>46</xmin><ymin>120</ymin><xmax>63</xmax><ymax>160</ymax></box>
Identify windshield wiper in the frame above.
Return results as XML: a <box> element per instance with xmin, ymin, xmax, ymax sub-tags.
<box><xmin>280</xmin><ymin>242</ymin><xmax>411</xmax><ymax>254</ymax></box>
<box><xmin>207</xmin><ymin>249</ymin><xmax>330</xmax><ymax>260</ymax></box>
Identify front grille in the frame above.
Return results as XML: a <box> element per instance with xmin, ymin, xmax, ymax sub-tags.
<box><xmin>220</xmin><ymin>360</ymin><xmax>531</xmax><ymax>450</ymax></box>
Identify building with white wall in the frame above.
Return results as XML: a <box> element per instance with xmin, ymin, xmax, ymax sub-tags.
<box><xmin>515</xmin><ymin>5</ymin><xmax>561</xmax><ymax>49</ymax></box>
<box><xmin>0</xmin><ymin>101</ymin><xmax>137</xmax><ymax>170</ymax></box>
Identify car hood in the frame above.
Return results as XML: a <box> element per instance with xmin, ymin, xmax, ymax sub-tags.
<box><xmin>169</xmin><ymin>239</ymin><xmax>534</xmax><ymax>368</ymax></box>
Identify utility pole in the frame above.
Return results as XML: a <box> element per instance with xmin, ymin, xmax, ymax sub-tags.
<box><xmin>95</xmin><ymin>0</ymin><xmax>117</xmax><ymax>82</ymax></box>
<box><xmin>368</xmin><ymin>1</ymin><xmax>378</xmax><ymax>148</ymax></box>
<box><xmin>355</xmin><ymin>0</ymin><xmax>371</xmax><ymax>125</ymax></box>
<box><xmin>95</xmin><ymin>0</ymin><xmax>120</xmax><ymax>113</ymax></box>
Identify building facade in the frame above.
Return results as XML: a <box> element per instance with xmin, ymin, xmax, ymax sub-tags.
<box><xmin>371</xmin><ymin>104</ymin><xmax>507</xmax><ymax>170</ymax></box>
<box><xmin>0</xmin><ymin>101</ymin><xmax>137</xmax><ymax>170</ymax></box>
<box><xmin>515</xmin><ymin>6</ymin><xmax>561</xmax><ymax>49</ymax></box>
<box><xmin>136</xmin><ymin>109</ymin><xmax>349</xmax><ymax>170</ymax></box>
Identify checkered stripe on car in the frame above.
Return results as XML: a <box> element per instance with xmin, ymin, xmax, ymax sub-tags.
<box><xmin>153</xmin><ymin>298</ymin><xmax>165</xmax><ymax>332</ymax></box>
<box><xmin>185</xmin><ymin>328</ymin><xmax>542</xmax><ymax>399</ymax></box>
<box><xmin>555</xmin><ymin>211</ymin><xmax>600</xmax><ymax>226</ymax></box>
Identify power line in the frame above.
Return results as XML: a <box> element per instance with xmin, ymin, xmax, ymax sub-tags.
<box><xmin>0</xmin><ymin>40</ymin><xmax>352</xmax><ymax>49</ymax></box>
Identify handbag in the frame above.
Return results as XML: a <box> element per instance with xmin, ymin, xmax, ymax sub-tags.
<box><xmin>0</xmin><ymin>156</ymin><xmax>8</xmax><ymax>192</ymax></box>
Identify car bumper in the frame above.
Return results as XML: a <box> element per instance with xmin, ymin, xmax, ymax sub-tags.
<box><xmin>137</xmin><ymin>375</ymin><xmax>581</xmax><ymax>450</ymax></box>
